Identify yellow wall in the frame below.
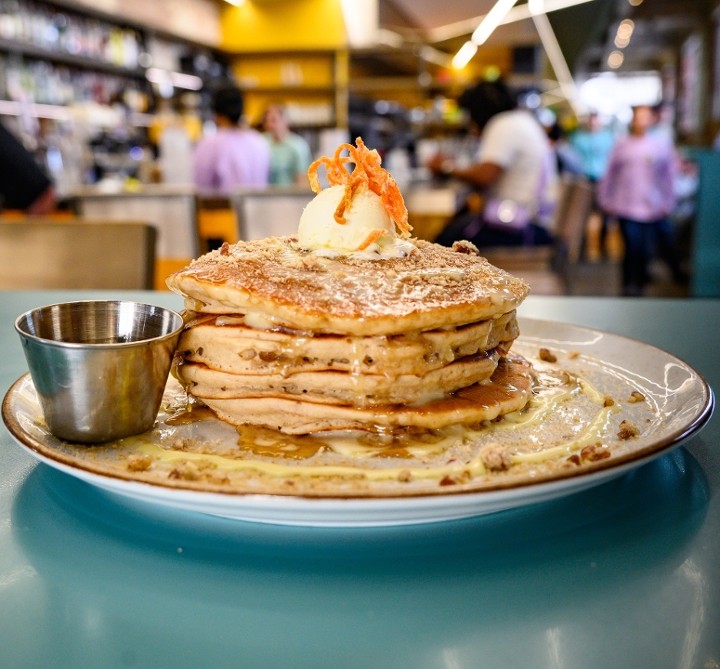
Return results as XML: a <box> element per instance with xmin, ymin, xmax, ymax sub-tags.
<box><xmin>233</xmin><ymin>53</ymin><xmax>335</xmax><ymax>87</ymax></box>
<box><xmin>221</xmin><ymin>0</ymin><xmax>347</xmax><ymax>52</ymax></box>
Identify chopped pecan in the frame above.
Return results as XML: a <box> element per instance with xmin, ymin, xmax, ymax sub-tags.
<box><xmin>439</xmin><ymin>470</ymin><xmax>472</xmax><ymax>486</ymax></box>
<box><xmin>481</xmin><ymin>443</ymin><xmax>512</xmax><ymax>471</ymax></box>
<box><xmin>581</xmin><ymin>443</ymin><xmax>611</xmax><ymax>462</ymax></box>
<box><xmin>451</xmin><ymin>240</ymin><xmax>481</xmax><ymax>255</ymax></box>
<box><xmin>538</xmin><ymin>348</ymin><xmax>557</xmax><ymax>363</ymax></box>
<box><xmin>618</xmin><ymin>420</ymin><xmax>640</xmax><ymax>440</ymax></box>
<box><xmin>126</xmin><ymin>454</ymin><xmax>152</xmax><ymax>472</ymax></box>
<box><xmin>168</xmin><ymin>462</ymin><xmax>201</xmax><ymax>481</ymax></box>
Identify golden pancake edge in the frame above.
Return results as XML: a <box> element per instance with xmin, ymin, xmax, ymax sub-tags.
<box><xmin>167</xmin><ymin>238</ymin><xmax>529</xmax><ymax>336</ymax></box>
<box><xmin>168</xmin><ymin>237</ymin><xmax>530</xmax><ymax>435</ymax></box>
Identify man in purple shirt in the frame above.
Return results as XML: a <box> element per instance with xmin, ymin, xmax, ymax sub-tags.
<box><xmin>598</xmin><ymin>105</ymin><xmax>684</xmax><ymax>295</ymax></box>
<box><xmin>192</xmin><ymin>85</ymin><xmax>270</xmax><ymax>194</ymax></box>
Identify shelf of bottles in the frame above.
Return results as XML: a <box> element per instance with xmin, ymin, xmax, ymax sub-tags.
<box><xmin>0</xmin><ymin>52</ymin><xmax>150</xmax><ymax>110</ymax></box>
<box><xmin>0</xmin><ymin>0</ymin><xmax>144</xmax><ymax>70</ymax></box>
<box><xmin>0</xmin><ymin>0</ymin><xmax>154</xmax><ymax>124</ymax></box>
<box><xmin>0</xmin><ymin>0</ymin><xmax>231</xmax><ymax>194</ymax></box>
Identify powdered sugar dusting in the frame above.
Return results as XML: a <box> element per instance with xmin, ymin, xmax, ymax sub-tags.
<box><xmin>167</xmin><ymin>237</ymin><xmax>529</xmax><ymax>335</ymax></box>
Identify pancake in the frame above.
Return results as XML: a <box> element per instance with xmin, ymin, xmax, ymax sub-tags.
<box><xmin>176</xmin><ymin>348</ymin><xmax>501</xmax><ymax>407</ymax></box>
<box><xmin>167</xmin><ymin>238</ymin><xmax>529</xmax><ymax>336</ymax></box>
<box><xmin>167</xmin><ymin>139</ymin><xmax>532</xmax><ymax>436</ymax></box>
<box><xmin>178</xmin><ymin>310</ymin><xmax>519</xmax><ymax>376</ymax></box>
<box><xmin>195</xmin><ymin>357</ymin><xmax>534</xmax><ymax>434</ymax></box>
<box><xmin>168</xmin><ymin>238</ymin><xmax>530</xmax><ymax>434</ymax></box>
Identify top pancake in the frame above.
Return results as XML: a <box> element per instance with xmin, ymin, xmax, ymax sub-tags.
<box><xmin>167</xmin><ymin>237</ymin><xmax>529</xmax><ymax>335</ymax></box>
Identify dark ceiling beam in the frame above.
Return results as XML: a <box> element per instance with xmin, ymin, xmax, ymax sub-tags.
<box><xmin>547</xmin><ymin>0</ymin><xmax>617</xmax><ymax>73</ymax></box>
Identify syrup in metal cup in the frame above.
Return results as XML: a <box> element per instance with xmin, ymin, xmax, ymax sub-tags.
<box><xmin>15</xmin><ymin>300</ymin><xmax>184</xmax><ymax>443</ymax></box>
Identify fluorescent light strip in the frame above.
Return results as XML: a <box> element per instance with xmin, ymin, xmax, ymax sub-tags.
<box><xmin>471</xmin><ymin>0</ymin><xmax>520</xmax><ymax>45</ymax></box>
<box><xmin>430</xmin><ymin>0</ymin><xmax>596</xmax><ymax>43</ymax></box>
<box><xmin>452</xmin><ymin>41</ymin><xmax>478</xmax><ymax>69</ymax></box>
<box><xmin>528</xmin><ymin>0</ymin><xmax>545</xmax><ymax>15</ymax></box>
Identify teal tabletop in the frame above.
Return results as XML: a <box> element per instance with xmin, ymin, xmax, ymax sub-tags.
<box><xmin>1</xmin><ymin>291</ymin><xmax>718</xmax><ymax>669</ymax></box>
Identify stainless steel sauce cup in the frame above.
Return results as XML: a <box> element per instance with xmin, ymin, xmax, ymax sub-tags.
<box><xmin>15</xmin><ymin>300</ymin><xmax>184</xmax><ymax>443</ymax></box>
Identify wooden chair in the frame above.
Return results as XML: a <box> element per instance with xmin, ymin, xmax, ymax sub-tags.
<box><xmin>479</xmin><ymin>176</ymin><xmax>594</xmax><ymax>294</ymax></box>
<box><xmin>69</xmin><ymin>185</ymin><xmax>202</xmax><ymax>288</ymax></box>
<box><xmin>230</xmin><ymin>186</ymin><xmax>315</xmax><ymax>240</ymax></box>
<box><xmin>404</xmin><ymin>185</ymin><xmax>457</xmax><ymax>241</ymax></box>
<box><xmin>0</xmin><ymin>219</ymin><xmax>156</xmax><ymax>289</ymax></box>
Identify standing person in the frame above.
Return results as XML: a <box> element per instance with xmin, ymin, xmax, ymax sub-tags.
<box><xmin>547</xmin><ymin>121</ymin><xmax>583</xmax><ymax>176</ymax></box>
<box><xmin>262</xmin><ymin>103</ymin><xmax>312</xmax><ymax>186</ymax></box>
<box><xmin>598</xmin><ymin>105</ymin><xmax>683</xmax><ymax>296</ymax></box>
<box><xmin>570</xmin><ymin>112</ymin><xmax>615</xmax><ymax>256</ymax></box>
<box><xmin>428</xmin><ymin>79</ymin><xmax>557</xmax><ymax>248</ymax></box>
<box><xmin>192</xmin><ymin>84</ymin><xmax>270</xmax><ymax>194</ymax></box>
<box><xmin>0</xmin><ymin>122</ymin><xmax>56</xmax><ymax>214</ymax></box>
<box><xmin>570</xmin><ymin>112</ymin><xmax>615</xmax><ymax>183</ymax></box>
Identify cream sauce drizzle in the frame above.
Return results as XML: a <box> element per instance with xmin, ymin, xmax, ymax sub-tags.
<box><xmin>135</xmin><ymin>371</ymin><xmax>618</xmax><ymax>483</ymax></box>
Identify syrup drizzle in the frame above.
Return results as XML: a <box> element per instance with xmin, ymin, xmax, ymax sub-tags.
<box><xmin>136</xmin><ymin>368</ymin><xmax>618</xmax><ymax>484</ymax></box>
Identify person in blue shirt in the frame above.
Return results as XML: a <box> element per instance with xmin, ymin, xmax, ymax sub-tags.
<box><xmin>262</xmin><ymin>104</ymin><xmax>312</xmax><ymax>186</ymax></box>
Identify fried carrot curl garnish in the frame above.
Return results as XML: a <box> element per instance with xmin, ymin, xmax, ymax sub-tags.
<box><xmin>334</xmin><ymin>178</ymin><xmax>365</xmax><ymax>225</ymax></box>
<box><xmin>355</xmin><ymin>229</ymin><xmax>385</xmax><ymax>251</ymax></box>
<box><xmin>307</xmin><ymin>137</ymin><xmax>412</xmax><ymax>238</ymax></box>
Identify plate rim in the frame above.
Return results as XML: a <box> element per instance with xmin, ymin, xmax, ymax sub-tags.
<box><xmin>2</xmin><ymin>317</ymin><xmax>714</xmax><ymax>525</ymax></box>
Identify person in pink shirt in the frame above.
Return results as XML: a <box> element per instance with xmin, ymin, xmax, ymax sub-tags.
<box><xmin>192</xmin><ymin>85</ymin><xmax>270</xmax><ymax>194</ymax></box>
<box><xmin>598</xmin><ymin>105</ymin><xmax>684</xmax><ymax>295</ymax></box>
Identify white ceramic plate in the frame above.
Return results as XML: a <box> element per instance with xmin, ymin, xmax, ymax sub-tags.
<box><xmin>2</xmin><ymin>319</ymin><xmax>713</xmax><ymax>527</ymax></box>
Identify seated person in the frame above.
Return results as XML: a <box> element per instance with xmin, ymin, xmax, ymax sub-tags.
<box><xmin>428</xmin><ymin>79</ymin><xmax>557</xmax><ymax>248</ymax></box>
<box><xmin>0</xmin><ymin>123</ymin><xmax>56</xmax><ymax>214</ymax></box>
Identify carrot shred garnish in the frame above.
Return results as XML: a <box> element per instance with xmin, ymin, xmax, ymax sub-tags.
<box><xmin>355</xmin><ymin>228</ymin><xmax>385</xmax><ymax>251</ymax></box>
<box><xmin>306</xmin><ymin>137</ymin><xmax>412</xmax><ymax>239</ymax></box>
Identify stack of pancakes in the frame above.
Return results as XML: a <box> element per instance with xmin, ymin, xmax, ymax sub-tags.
<box><xmin>167</xmin><ymin>237</ymin><xmax>532</xmax><ymax>434</ymax></box>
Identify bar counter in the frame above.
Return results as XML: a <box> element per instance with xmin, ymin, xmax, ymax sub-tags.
<box><xmin>0</xmin><ymin>291</ymin><xmax>718</xmax><ymax>669</ymax></box>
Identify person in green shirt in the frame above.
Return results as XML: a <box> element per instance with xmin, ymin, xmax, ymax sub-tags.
<box><xmin>262</xmin><ymin>104</ymin><xmax>313</xmax><ymax>186</ymax></box>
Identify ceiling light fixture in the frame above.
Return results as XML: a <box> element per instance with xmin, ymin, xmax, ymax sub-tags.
<box><xmin>607</xmin><ymin>50</ymin><xmax>625</xmax><ymax>69</ymax></box>
<box><xmin>613</xmin><ymin>18</ymin><xmax>634</xmax><ymax>49</ymax></box>
<box><xmin>450</xmin><ymin>0</ymin><xmax>599</xmax><ymax>71</ymax></box>
<box><xmin>471</xmin><ymin>0</ymin><xmax>520</xmax><ymax>45</ymax></box>
<box><xmin>223</xmin><ymin>0</ymin><xmax>245</xmax><ymax>6</ymax></box>
<box><xmin>616</xmin><ymin>18</ymin><xmax>635</xmax><ymax>39</ymax></box>
<box><xmin>614</xmin><ymin>34</ymin><xmax>630</xmax><ymax>48</ymax></box>
<box><xmin>452</xmin><ymin>40</ymin><xmax>478</xmax><ymax>69</ymax></box>
<box><xmin>341</xmin><ymin>0</ymin><xmax>379</xmax><ymax>47</ymax></box>
<box><xmin>432</xmin><ymin>0</ymin><xmax>595</xmax><ymax>44</ymax></box>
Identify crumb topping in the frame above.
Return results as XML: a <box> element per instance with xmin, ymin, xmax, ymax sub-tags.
<box><xmin>167</xmin><ymin>237</ymin><xmax>530</xmax><ymax>334</ymax></box>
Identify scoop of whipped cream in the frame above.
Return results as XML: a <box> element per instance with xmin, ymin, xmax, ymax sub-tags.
<box><xmin>298</xmin><ymin>184</ymin><xmax>411</xmax><ymax>257</ymax></box>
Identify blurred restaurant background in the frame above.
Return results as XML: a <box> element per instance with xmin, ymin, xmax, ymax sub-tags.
<box><xmin>1</xmin><ymin>0</ymin><xmax>719</xmax><ymax>296</ymax></box>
